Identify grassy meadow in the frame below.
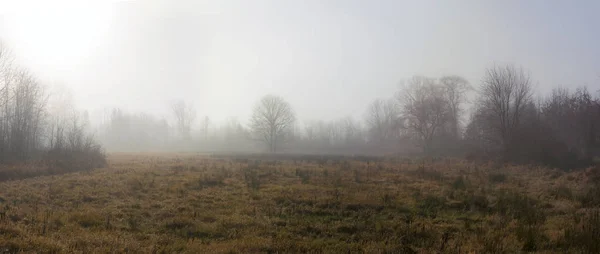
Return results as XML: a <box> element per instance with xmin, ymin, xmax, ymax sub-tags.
<box><xmin>0</xmin><ymin>153</ymin><xmax>599</xmax><ymax>253</ymax></box>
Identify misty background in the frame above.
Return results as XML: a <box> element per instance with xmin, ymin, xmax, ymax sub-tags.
<box><xmin>0</xmin><ymin>0</ymin><xmax>599</xmax><ymax>154</ymax></box>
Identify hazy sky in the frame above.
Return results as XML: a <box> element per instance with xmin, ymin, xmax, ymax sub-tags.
<box><xmin>0</xmin><ymin>0</ymin><xmax>599</xmax><ymax>126</ymax></box>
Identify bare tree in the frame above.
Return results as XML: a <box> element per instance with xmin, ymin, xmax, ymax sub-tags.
<box><xmin>479</xmin><ymin>65</ymin><xmax>532</xmax><ymax>152</ymax></box>
<box><xmin>250</xmin><ymin>95</ymin><xmax>295</xmax><ymax>153</ymax></box>
<box><xmin>365</xmin><ymin>98</ymin><xmax>400</xmax><ymax>146</ymax></box>
<box><xmin>397</xmin><ymin>76</ymin><xmax>450</xmax><ymax>154</ymax></box>
<box><xmin>541</xmin><ymin>87</ymin><xmax>600</xmax><ymax>161</ymax></box>
<box><xmin>170</xmin><ymin>100</ymin><xmax>196</xmax><ymax>141</ymax></box>
<box><xmin>0</xmin><ymin>42</ymin><xmax>14</xmax><ymax>158</ymax></box>
<box><xmin>8</xmin><ymin>69</ymin><xmax>47</xmax><ymax>160</ymax></box>
<box><xmin>341</xmin><ymin>116</ymin><xmax>364</xmax><ymax>145</ymax></box>
<box><xmin>47</xmin><ymin>84</ymin><xmax>76</xmax><ymax>152</ymax></box>
<box><xmin>439</xmin><ymin>75</ymin><xmax>471</xmax><ymax>139</ymax></box>
<box><xmin>0</xmin><ymin>42</ymin><xmax>13</xmax><ymax>89</ymax></box>
<box><xmin>0</xmin><ymin>41</ymin><xmax>106</xmax><ymax>169</ymax></box>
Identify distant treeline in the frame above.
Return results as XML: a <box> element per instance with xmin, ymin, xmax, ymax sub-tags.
<box><xmin>96</xmin><ymin>65</ymin><xmax>600</xmax><ymax>169</ymax></box>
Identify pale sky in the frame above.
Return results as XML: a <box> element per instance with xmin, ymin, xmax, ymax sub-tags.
<box><xmin>0</xmin><ymin>0</ymin><xmax>599</xmax><ymax>126</ymax></box>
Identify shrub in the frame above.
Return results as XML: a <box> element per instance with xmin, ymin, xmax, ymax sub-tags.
<box><xmin>44</xmin><ymin>128</ymin><xmax>107</xmax><ymax>174</ymax></box>
<box><xmin>0</xmin><ymin>141</ymin><xmax>106</xmax><ymax>182</ymax></box>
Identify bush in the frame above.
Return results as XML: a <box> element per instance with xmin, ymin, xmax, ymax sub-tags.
<box><xmin>39</xmin><ymin>127</ymin><xmax>107</xmax><ymax>178</ymax></box>
<box><xmin>0</xmin><ymin>143</ymin><xmax>106</xmax><ymax>182</ymax></box>
<box><xmin>45</xmin><ymin>146</ymin><xmax>107</xmax><ymax>173</ymax></box>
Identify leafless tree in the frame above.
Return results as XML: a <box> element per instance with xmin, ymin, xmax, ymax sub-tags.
<box><xmin>171</xmin><ymin>100</ymin><xmax>196</xmax><ymax>141</ymax></box>
<box><xmin>0</xmin><ymin>42</ymin><xmax>14</xmax><ymax>157</ymax></box>
<box><xmin>7</xmin><ymin>69</ymin><xmax>47</xmax><ymax>160</ymax></box>
<box><xmin>0</xmin><ymin>42</ymin><xmax>14</xmax><ymax>91</ymax></box>
<box><xmin>365</xmin><ymin>98</ymin><xmax>399</xmax><ymax>145</ymax></box>
<box><xmin>439</xmin><ymin>75</ymin><xmax>471</xmax><ymax>139</ymax></box>
<box><xmin>397</xmin><ymin>76</ymin><xmax>450</xmax><ymax>154</ymax></box>
<box><xmin>250</xmin><ymin>95</ymin><xmax>295</xmax><ymax>153</ymax></box>
<box><xmin>341</xmin><ymin>116</ymin><xmax>364</xmax><ymax>145</ymax></box>
<box><xmin>0</xmin><ymin>41</ymin><xmax>106</xmax><ymax>169</ymax></box>
<box><xmin>46</xmin><ymin>84</ymin><xmax>76</xmax><ymax>152</ymax></box>
<box><xmin>479</xmin><ymin>65</ymin><xmax>532</xmax><ymax>152</ymax></box>
<box><xmin>297</xmin><ymin>117</ymin><xmax>366</xmax><ymax>153</ymax></box>
<box><xmin>541</xmin><ymin>87</ymin><xmax>600</xmax><ymax>161</ymax></box>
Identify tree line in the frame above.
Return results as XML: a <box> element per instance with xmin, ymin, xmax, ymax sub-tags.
<box><xmin>97</xmin><ymin>64</ymin><xmax>599</xmax><ymax>169</ymax></box>
<box><xmin>0</xmin><ymin>42</ymin><xmax>105</xmax><ymax>173</ymax></box>
<box><xmin>3</xmin><ymin>36</ymin><xmax>596</xmax><ymax>171</ymax></box>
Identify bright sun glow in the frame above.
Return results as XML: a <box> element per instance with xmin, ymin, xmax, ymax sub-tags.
<box><xmin>1</xmin><ymin>0</ymin><xmax>115</xmax><ymax>73</ymax></box>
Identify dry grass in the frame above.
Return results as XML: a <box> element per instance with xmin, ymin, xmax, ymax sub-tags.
<box><xmin>0</xmin><ymin>153</ymin><xmax>598</xmax><ymax>253</ymax></box>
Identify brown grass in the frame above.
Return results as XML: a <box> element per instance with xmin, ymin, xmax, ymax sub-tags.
<box><xmin>0</xmin><ymin>153</ymin><xmax>597</xmax><ymax>253</ymax></box>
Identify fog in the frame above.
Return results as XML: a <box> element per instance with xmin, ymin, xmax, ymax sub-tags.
<box><xmin>0</xmin><ymin>0</ymin><xmax>599</xmax><ymax>155</ymax></box>
<box><xmin>3</xmin><ymin>2</ymin><xmax>600</xmax><ymax>252</ymax></box>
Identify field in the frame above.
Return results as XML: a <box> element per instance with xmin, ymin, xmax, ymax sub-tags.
<box><xmin>1</xmin><ymin>153</ymin><xmax>599</xmax><ymax>253</ymax></box>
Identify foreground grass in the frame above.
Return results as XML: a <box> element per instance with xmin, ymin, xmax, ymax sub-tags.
<box><xmin>0</xmin><ymin>153</ymin><xmax>599</xmax><ymax>253</ymax></box>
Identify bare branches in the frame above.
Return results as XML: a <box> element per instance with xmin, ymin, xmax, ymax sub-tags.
<box><xmin>171</xmin><ymin>100</ymin><xmax>196</xmax><ymax>141</ymax></box>
<box><xmin>479</xmin><ymin>65</ymin><xmax>532</xmax><ymax>150</ymax></box>
<box><xmin>0</xmin><ymin>40</ymin><xmax>106</xmax><ymax>168</ymax></box>
<box><xmin>397</xmin><ymin>76</ymin><xmax>451</xmax><ymax>154</ymax></box>
<box><xmin>250</xmin><ymin>95</ymin><xmax>295</xmax><ymax>153</ymax></box>
<box><xmin>440</xmin><ymin>75</ymin><xmax>471</xmax><ymax>138</ymax></box>
<box><xmin>365</xmin><ymin>98</ymin><xmax>399</xmax><ymax>144</ymax></box>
